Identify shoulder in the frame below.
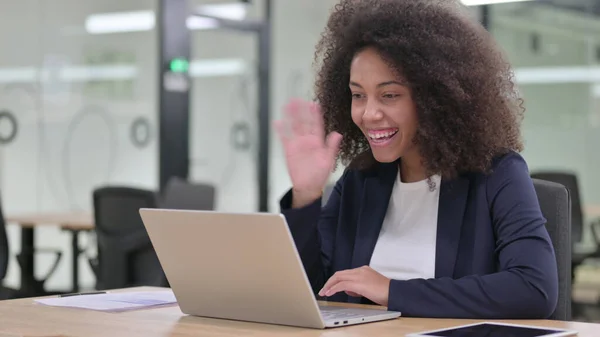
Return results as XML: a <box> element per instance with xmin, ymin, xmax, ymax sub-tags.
<box><xmin>481</xmin><ymin>150</ymin><xmax>535</xmax><ymax>206</ymax></box>
<box><xmin>484</xmin><ymin>150</ymin><xmax>531</xmax><ymax>186</ymax></box>
<box><xmin>489</xmin><ymin>150</ymin><xmax>529</xmax><ymax>173</ymax></box>
<box><xmin>464</xmin><ymin>151</ymin><xmax>529</xmax><ymax>184</ymax></box>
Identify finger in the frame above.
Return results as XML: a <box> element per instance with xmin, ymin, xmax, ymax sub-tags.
<box><xmin>318</xmin><ymin>274</ymin><xmax>340</xmax><ymax>297</ymax></box>
<box><xmin>319</xmin><ymin>269</ymin><xmax>359</xmax><ymax>296</ymax></box>
<box><xmin>277</xmin><ymin>99</ymin><xmax>301</xmax><ymax>141</ymax></box>
<box><xmin>285</xmin><ymin>98</ymin><xmax>307</xmax><ymax>136</ymax></box>
<box><xmin>325</xmin><ymin>281</ymin><xmax>362</xmax><ymax>298</ymax></box>
<box><xmin>299</xmin><ymin>100</ymin><xmax>315</xmax><ymax>135</ymax></box>
<box><xmin>319</xmin><ymin>269</ymin><xmax>355</xmax><ymax>295</ymax></box>
<box><xmin>325</xmin><ymin>131</ymin><xmax>343</xmax><ymax>159</ymax></box>
<box><xmin>307</xmin><ymin>102</ymin><xmax>325</xmax><ymax>139</ymax></box>
<box><xmin>273</xmin><ymin>120</ymin><xmax>289</xmax><ymax>142</ymax></box>
<box><xmin>319</xmin><ymin>273</ymin><xmax>344</xmax><ymax>297</ymax></box>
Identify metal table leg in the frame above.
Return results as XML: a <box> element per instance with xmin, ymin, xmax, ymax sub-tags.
<box><xmin>19</xmin><ymin>226</ymin><xmax>36</xmax><ymax>297</ymax></box>
<box><xmin>71</xmin><ymin>230</ymin><xmax>81</xmax><ymax>293</ymax></box>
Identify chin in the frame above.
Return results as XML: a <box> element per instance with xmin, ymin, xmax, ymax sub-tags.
<box><xmin>371</xmin><ymin>150</ymin><xmax>402</xmax><ymax>163</ymax></box>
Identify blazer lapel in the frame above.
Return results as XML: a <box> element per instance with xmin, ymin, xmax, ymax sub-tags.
<box><xmin>435</xmin><ymin>175</ymin><xmax>470</xmax><ymax>278</ymax></box>
<box><xmin>348</xmin><ymin>162</ymin><xmax>396</xmax><ymax>304</ymax></box>
<box><xmin>351</xmin><ymin>163</ymin><xmax>397</xmax><ymax>270</ymax></box>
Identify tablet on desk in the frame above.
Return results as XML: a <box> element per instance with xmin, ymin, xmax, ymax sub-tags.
<box><xmin>407</xmin><ymin>322</ymin><xmax>577</xmax><ymax>337</ymax></box>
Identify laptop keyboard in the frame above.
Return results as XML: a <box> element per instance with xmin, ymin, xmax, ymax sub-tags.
<box><xmin>319</xmin><ymin>306</ymin><xmax>385</xmax><ymax>321</ymax></box>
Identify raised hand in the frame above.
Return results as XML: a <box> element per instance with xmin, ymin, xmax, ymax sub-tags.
<box><xmin>274</xmin><ymin>99</ymin><xmax>342</xmax><ymax>208</ymax></box>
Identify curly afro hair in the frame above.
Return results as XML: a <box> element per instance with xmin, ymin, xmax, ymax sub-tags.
<box><xmin>314</xmin><ymin>0</ymin><xmax>524</xmax><ymax>178</ymax></box>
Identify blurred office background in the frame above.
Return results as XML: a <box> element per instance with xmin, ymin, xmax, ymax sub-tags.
<box><xmin>0</xmin><ymin>0</ymin><xmax>599</xmax><ymax>322</ymax></box>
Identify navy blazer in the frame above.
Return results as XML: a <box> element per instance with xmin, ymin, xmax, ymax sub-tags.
<box><xmin>280</xmin><ymin>151</ymin><xmax>558</xmax><ymax>319</ymax></box>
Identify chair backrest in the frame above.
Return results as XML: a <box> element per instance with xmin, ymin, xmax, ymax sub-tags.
<box><xmin>530</xmin><ymin>171</ymin><xmax>582</xmax><ymax>244</ymax></box>
<box><xmin>92</xmin><ymin>186</ymin><xmax>166</xmax><ymax>290</ymax></box>
<box><xmin>532</xmin><ymin>178</ymin><xmax>572</xmax><ymax>321</ymax></box>
<box><xmin>161</xmin><ymin>177</ymin><xmax>215</xmax><ymax>211</ymax></box>
<box><xmin>0</xmin><ymin>194</ymin><xmax>8</xmax><ymax>281</ymax></box>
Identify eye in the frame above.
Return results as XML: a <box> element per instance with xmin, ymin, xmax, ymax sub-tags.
<box><xmin>382</xmin><ymin>93</ymin><xmax>400</xmax><ymax>99</ymax></box>
<box><xmin>351</xmin><ymin>93</ymin><xmax>364</xmax><ymax>100</ymax></box>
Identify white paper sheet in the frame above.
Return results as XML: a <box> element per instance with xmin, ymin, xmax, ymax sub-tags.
<box><xmin>34</xmin><ymin>290</ymin><xmax>177</xmax><ymax>312</ymax></box>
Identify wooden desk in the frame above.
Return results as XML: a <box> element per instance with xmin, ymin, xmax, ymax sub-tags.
<box><xmin>6</xmin><ymin>212</ymin><xmax>94</xmax><ymax>295</ymax></box>
<box><xmin>0</xmin><ymin>287</ymin><xmax>598</xmax><ymax>337</ymax></box>
<box><xmin>7</xmin><ymin>212</ymin><xmax>94</xmax><ymax>231</ymax></box>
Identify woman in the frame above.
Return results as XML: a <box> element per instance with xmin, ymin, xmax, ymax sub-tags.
<box><xmin>274</xmin><ymin>0</ymin><xmax>558</xmax><ymax>319</ymax></box>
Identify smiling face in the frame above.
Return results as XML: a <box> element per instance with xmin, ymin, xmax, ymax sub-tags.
<box><xmin>349</xmin><ymin>47</ymin><xmax>420</xmax><ymax>165</ymax></box>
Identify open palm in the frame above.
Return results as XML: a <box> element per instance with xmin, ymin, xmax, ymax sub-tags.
<box><xmin>274</xmin><ymin>99</ymin><xmax>342</xmax><ymax>203</ymax></box>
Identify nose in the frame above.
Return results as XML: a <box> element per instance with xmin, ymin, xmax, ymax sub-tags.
<box><xmin>362</xmin><ymin>99</ymin><xmax>383</xmax><ymax>122</ymax></box>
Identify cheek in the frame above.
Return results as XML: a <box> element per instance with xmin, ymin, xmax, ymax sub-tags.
<box><xmin>398</xmin><ymin>104</ymin><xmax>418</xmax><ymax>134</ymax></box>
<box><xmin>350</xmin><ymin>108</ymin><xmax>363</xmax><ymax>127</ymax></box>
<box><xmin>405</xmin><ymin>112</ymin><xmax>418</xmax><ymax>135</ymax></box>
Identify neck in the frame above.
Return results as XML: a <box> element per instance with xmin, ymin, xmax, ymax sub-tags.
<box><xmin>399</xmin><ymin>152</ymin><xmax>426</xmax><ymax>183</ymax></box>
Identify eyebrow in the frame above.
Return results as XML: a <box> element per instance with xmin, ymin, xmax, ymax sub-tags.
<box><xmin>349</xmin><ymin>80</ymin><xmax>406</xmax><ymax>88</ymax></box>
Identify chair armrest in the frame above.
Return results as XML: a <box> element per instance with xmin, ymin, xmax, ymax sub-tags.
<box><xmin>590</xmin><ymin>218</ymin><xmax>600</xmax><ymax>246</ymax></box>
<box><xmin>17</xmin><ymin>248</ymin><xmax>63</xmax><ymax>283</ymax></box>
<box><xmin>87</xmin><ymin>256</ymin><xmax>99</xmax><ymax>278</ymax></box>
<box><xmin>37</xmin><ymin>249</ymin><xmax>63</xmax><ymax>282</ymax></box>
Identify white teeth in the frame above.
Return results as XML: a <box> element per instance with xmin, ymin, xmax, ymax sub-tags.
<box><xmin>368</xmin><ymin>130</ymin><xmax>398</xmax><ymax>139</ymax></box>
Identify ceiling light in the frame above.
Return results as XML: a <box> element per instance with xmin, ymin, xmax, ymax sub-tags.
<box><xmin>186</xmin><ymin>16</ymin><xmax>220</xmax><ymax>30</ymax></box>
<box><xmin>0</xmin><ymin>59</ymin><xmax>246</xmax><ymax>84</ymax></box>
<box><xmin>85</xmin><ymin>6</ymin><xmax>238</xmax><ymax>35</ymax></box>
<box><xmin>514</xmin><ymin>66</ymin><xmax>600</xmax><ymax>84</ymax></box>
<box><xmin>59</xmin><ymin>65</ymin><xmax>138</xmax><ymax>81</ymax></box>
<box><xmin>0</xmin><ymin>67</ymin><xmax>38</xmax><ymax>83</ymax></box>
<box><xmin>461</xmin><ymin>0</ymin><xmax>535</xmax><ymax>5</ymax></box>
<box><xmin>85</xmin><ymin>10</ymin><xmax>155</xmax><ymax>34</ymax></box>
<box><xmin>189</xmin><ymin>59</ymin><xmax>246</xmax><ymax>77</ymax></box>
<box><xmin>196</xmin><ymin>3</ymin><xmax>248</xmax><ymax>20</ymax></box>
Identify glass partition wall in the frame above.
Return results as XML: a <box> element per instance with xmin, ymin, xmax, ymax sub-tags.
<box><xmin>0</xmin><ymin>0</ymin><xmax>159</xmax><ymax>291</ymax></box>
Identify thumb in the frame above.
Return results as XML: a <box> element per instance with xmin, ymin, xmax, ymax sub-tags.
<box><xmin>273</xmin><ymin>120</ymin><xmax>288</xmax><ymax>143</ymax></box>
<box><xmin>325</xmin><ymin>131</ymin><xmax>342</xmax><ymax>159</ymax></box>
<box><xmin>345</xmin><ymin>291</ymin><xmax>361</xmax><ymax>298</ymax></box>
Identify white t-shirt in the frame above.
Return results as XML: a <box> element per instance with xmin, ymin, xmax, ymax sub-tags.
<box><xmin>369</xmin><ymin>171</ymin><xmax>441</xmax><ymax>281</ymax></box>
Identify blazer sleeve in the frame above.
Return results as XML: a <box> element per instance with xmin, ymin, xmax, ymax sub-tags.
<box><xmin>387</xmin><ymin>155</ymin><xmax>559</xmax><ymax>319</ymax></box>
<box><xmin>279</xmin><ymin>171</ymin><xmax>347</xmax><ymax>294</ymax></box>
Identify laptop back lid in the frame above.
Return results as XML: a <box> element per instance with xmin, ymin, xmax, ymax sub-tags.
<box><xmin>139</xmin><ymin>208</ymin><xmax>326</xmax><ymax>328</ymax></box>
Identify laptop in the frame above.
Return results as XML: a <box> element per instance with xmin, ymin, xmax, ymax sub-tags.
<box><xmin>139</xmin><ymin>208</ymin><xmax>402</xmax><ymax>329</ymax></box>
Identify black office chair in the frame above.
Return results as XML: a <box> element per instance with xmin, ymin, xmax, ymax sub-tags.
<box><xmin>532</xmin><ymin>178</ymin><xmax>572</xmax><ymax>321</ymax></box>
<box><xmin>160</xmin><ymin>177</ymin><xmax>216</xmax><ymax>211</ymax></box>
<box><xmin>0</xmin><ymin>194</ymin><xmax>14</xmax><ymax>300</ymax></box>
<box><xmin>90</xmin><ymin>186</ymin><xmax>167</xmax><ymax>290</ymax></box>
<box><xmin>531</xmin><ymin>172</ymin><xmax>585</xmax><ymax>243</ymax></box>
<box><xmin>530</xmin><ymin>172</ymin><xmax>600</xmax><ymax>283</ymax></box>
<box><xmin>0</xmin><ymin>193</ymin><xmax>62</xmax><ymax>299</ymax></box>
